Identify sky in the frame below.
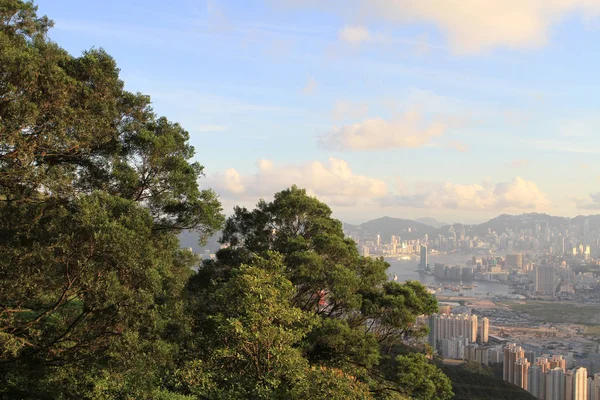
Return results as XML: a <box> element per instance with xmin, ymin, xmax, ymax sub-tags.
<box><xmin>35</xmin><ymin>0</ymin><xmax>600</xmax><ymax>224</ymax></box>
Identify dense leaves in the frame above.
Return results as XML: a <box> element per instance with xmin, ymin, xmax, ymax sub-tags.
<box><xmin>1</xmin><ymin>1</ymin><xmax>451</xmax><ymax>399</ymax></box>
<box><xmin>0</xmin><ymin>1</ymin><xmax>222</xmax><ymax>397</ymax></box>
<box><xmin>189</xmin><ymin>186</ymin><xmax>452</xmax><ymax>399</ymax></box>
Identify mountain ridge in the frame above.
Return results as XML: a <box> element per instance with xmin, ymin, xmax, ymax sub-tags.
<box><xmin>182</xmin><ymin>212</ymin><xmax>600</xmax><ymax>252</ymax></box>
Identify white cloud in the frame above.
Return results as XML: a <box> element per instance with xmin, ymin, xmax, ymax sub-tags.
<box><xmin>319</xmin><ymin>110</ymin><xmax>445</xmax><ymax>150</ymax></box>
<box><xmin>338</xmin><ymin>25</ymin><xmax>372</xmax><ymax>45</ymax></box>
<box><xmin>380</xmin><ymin>177</ymin><xmax>550</xmax><ymax>211</ymax></box>
<box><xmin>574</xmin><ymin>193</ymin><xmax>600</xmax><ymax>210</ymax></box>
<box><xmin>528</xmin><ymin>140</ymin><xmax>600</xmax><ymax>154</ymax></box>
<box><xmin>208</xmin><ymin>158</ymin><xmax>388</xmax><ymax>206</ymax></box>
<box><xmin>222</xmin><ymin>168</ymin><xmax>245</xmax><ymax>194</ymax></box>
<box><xmin>302</xmin><ymin>74</ymin><xmax>318</xmax><ymax>95</ymax></box>
<box><xmin>282</xmin><ymin>0</ymin><xmax>600</xmax><ymax>53</ymax></box>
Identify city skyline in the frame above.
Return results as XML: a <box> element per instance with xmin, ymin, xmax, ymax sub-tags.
<box><xmin>36</xmin><ymin>0</ymin><xmax>600</xmax><ymax>222</ymax></box>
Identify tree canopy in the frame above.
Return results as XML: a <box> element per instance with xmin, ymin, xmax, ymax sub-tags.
<box><xmin>1</xmin><ymin>0</ymin><xmax>222</xmax><ymax>397</ymax></box>
<box><xmin>1</xmin><ymin>1</ymin><xmax>452</xmax><ymax>399</ymax></box>
<box><xmin>186</xmin><ymin>186</ymin><xmax>451</xmax><ymax>399</ymax></box>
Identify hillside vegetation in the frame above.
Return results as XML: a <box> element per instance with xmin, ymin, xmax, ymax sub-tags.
<box><xmin>0</xmin><ymin>1</ymin><xmax>452</xmax><ymax>398</ymax></box>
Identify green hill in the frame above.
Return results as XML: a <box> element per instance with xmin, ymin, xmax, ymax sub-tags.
<box><xmin>439</xmin><ymin>362</ymin><xmax>536</xmax><ymax>400</ymax></box>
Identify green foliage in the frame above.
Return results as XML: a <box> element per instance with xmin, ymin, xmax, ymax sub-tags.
<box><xmin>190</xmin><ymin>186</ymin><xmax>452</xmax><ymax>400</ymax></box>
<box><xmin>175</xmin><ymin>256</ymin><xmax>374</xmax><ymax>399</ymax></box>
<box><xmin>0</xmin><ymin>1</ymin><xmax>222</xmax><ymax>397</ymax></box>
<box><xmin>460</xmin><ymin>361</ymin><xmax>493</xmax><ymax>377</ymax></box>
<box><xmin>379</xmin><ymin>353</ymin><xmax>453</xmax><ymax>400</ymax></box>
<box><xmin>440</xmin><ymin>363</ymin><xmax>537</xmax><ymax>400</ymax></box>
<box><xmin>1</xmin><ymin>1</ymin><xmax>454</xmax><ymax>398</ymax></box>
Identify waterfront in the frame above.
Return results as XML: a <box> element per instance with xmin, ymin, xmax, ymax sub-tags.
<box><xmin>386</xmin><ymin>254</ymin><xmax>510</xmax><ymax>297</ymax></box>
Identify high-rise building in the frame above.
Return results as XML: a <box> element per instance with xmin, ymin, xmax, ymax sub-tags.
<box><xmin>545</xmin><ymin>367</ymin><xmax>565</xmax><ymax>400</ymax></box>
<box><xmin>536</xmin><ymin>357</ymin><xmax>551</xmax><ymax>373</ymax></box>
<box><xmin>573</xmin><ymin>367</ymin><xmax>587</xmax><ymax>400</ymax></box>
<box><xmin>361</xmin><ymin>246</ymin><xmax>369</xmax><ymax>257</ymax></box>
<box><xmin>480</xmin><ymin>317</ymin><xmax>489</xmax><ymax>343</ymax></box>
<box><xmin>470</xmin><ymin>315</ymin><xmax>478</xmax><ymax>343</ymax></box>
<box><xmin>476</xmin><ymin>347</ymin><xmax>489</xmax><ymax>365</ymax></box>
<box><xmin>550</xmin><ymin>355</ymin><xmax>566</xmax><ymax>373</ymax></box>
<box><xmin>514</xmin><ymin>358</ymin><xmax>530</xmax><ymax>390</ymax></box>
<box><xmin>528</xmin><ymin>365</ymin><xmax>545</xmax><ymax>400</ymax></box>
<box><xmin>419</xmin><ymin>245</ymin><xmax>428</xmax><ymax>271</ymax></box>
<box><xmin>428</xmin><ymin>314</ymin><xmax>438</xmax><ymax>347</ymax></box>
<box><xmin>565</xmin><ymin>369</ymin><xmax>574</xmax><ymax>400</ymax></box>
<box><xmin>427</xmin><ymin>313</ymin><xmax>480</xmax><ymax>348</ymax></box>
<box><xmin>593</xmin><ymin>373</ymin><xmax>600</xmax><ymax>400</ymax></box>
<box><xmin>504</xmin><ymin>344</ymin><xmax>525</xmax><ymax>384</ymax></box>
<box><xmin>506</xmin><ymin>253</ymin><xmax>524</xmax><ymax>269</ymax></box>
<box><xmin>535</xmin><ymin>265</ymin><xmax>555</xmax><ymax>295</ymax></box>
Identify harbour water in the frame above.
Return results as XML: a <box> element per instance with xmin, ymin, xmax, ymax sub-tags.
<box><xmin>386</xmin><ymin>253</ymin><xmax>510</xmax><ymax>297</ymax></box>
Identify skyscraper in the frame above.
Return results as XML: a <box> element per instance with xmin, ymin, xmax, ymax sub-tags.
<box><xmin>506</xmin><ymin>253</ymin><xmax>524</xmax><ymax>269</ymax></box>
<box><xmin>573</xmin><ymin>367</ymin><xmax>587</xmax><ymax>400</ymax></box>
<box><xmin>428</xmin><ymin>314</ymin><xmax>438</xmax><ymax>348</ymax></box>
<box><xmin>566</xmin><ymin>369</ymin><xmax>574</xmax><ymax>400</ymax></box>
<box><xmin>480</xmin><ymin>317</ymin><xmax>489</xmax><ymax>343</ymax></box>
<box><xmin>535</xmin><ymin>265</ymin><xmax>555</xmax><ymax>295</ymax></box>
<box><xmin>545</xmin><ymin>367</ymin><xmax>565</xmax><ymax>400</ymax></box>
<box><xmin>470</xmin><ymin>315</ymin><xmax>478</xmax><ymax>343</ymax></box>
<box><xmin>528</xmin><ymin>365</ymin><xmax>545</xmax><ymax>399</ymax></box>
<box><xmin>593</xmin><ymin>373</ymin><xmax>600</xmax><ymax>400</ymax></box>
<box><xmin>550</xmin><ymin>355</ymin><xmax>566</xmax><ymax>373</ymax></box>
<box><xmin>419</xmin><ymin>245</ymin><xmax>428</xmax><ymax>271</ymax></box>
<box><xmin>504</xmin><ymin>343</ymin><xmax>525</xmax><ymax>384</ymax></box>
<box><xmin>514</xmin><ymin>358</ymin><xmax>530</xmax><ymax>390</ymax></box>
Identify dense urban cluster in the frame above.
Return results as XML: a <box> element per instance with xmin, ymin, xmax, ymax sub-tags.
<box><xmin>345</xmin><ymin>215</ymin><xmax>600</xmax><ymax>298</ymax></box>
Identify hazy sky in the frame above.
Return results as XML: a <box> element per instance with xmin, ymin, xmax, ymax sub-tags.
<box><xmin>36</xmin><ymin>0</ymin><xmax>600</xmax><ymax>224</ymax></box>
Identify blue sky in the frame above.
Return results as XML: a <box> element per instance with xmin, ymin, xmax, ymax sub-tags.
<box><xmin>35</xmin><ymin>0</ymin><xmax>600</xmax><ymax>223</ymax></box>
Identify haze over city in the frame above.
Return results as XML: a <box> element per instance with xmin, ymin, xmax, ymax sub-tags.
<box><xmin>35</xmin><ymin>0</ymin><xmax>600</xmax><ymax>223</ymax></box>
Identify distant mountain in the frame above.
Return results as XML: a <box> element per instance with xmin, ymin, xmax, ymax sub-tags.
<box><xmin>471</xmin><ymin>212</ymin><xmax>600</xmax><ymax>236</ymax></box>
<box><xmin>343</xmin><ymin>212</ymin><xmax>600</xmax><ymax>242</ymax></box>
<box><xmin>179</xmin><ymin>213</ymin><xmax>600</xmax><ymax>253</ymax></box>
<box><xmin>344</xmin><ymin>216</ymin><xmax>440</xmax><ymax>241</ymax></box>
<box><xmin>415</xmin><ymin>217</ymin><xmax>446</xmax><ymax>229</ymax></box>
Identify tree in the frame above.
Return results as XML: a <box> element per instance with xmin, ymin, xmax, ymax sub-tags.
<box><xmin>190</xmin><ymin>186</ymin><xmax>452</xmax><ymax>399</ymax></box>
<box><xmin>0</xmin><ymin>1</ymin><xmax>223</xmax><ymax>397</ymax></box>
<box><xmin>379</xmin><ymin>353</ymin><xmax>454</xmax><ymax>400</ymax></box>
<box><xmin>174</xmin><ymin>254</ymin><xmax>374</xmax><ymax>399</ymax></box>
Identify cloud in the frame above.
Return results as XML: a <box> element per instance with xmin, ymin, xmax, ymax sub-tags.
<box><xmin>528</xmin><ymin>140</ymin><xmax>600</xmax><ymax>154</ymax></box>
<box><xmin>208</xmin><ymin>158</ymin><xmax>388</xmax><ymax>206</ymax></box>
<box><xmin>281</xmin><ymin>0</ymin><xmax>600</xmax><ymax>53</ymax></box>
<box><xmin>510</xmin><ymin>159</ymin><xmax>530</xmax><ymax>168</ymax></box>
<box><xmin>302</xmin><ymin>74</ymin><xmax>318</xmax><ymax>95</ymax></box>
<box><xmin>319</xmin><ymin>110</ymin><xmax>445</xmax><ymax>151</ymax></box>
<box><xmin>338</xmin><ymin>25</ymin><xmax>372</xmax><ymax>45</ymax></box>
<box><xmin>380</xmin><ymin>177</ymin><xmax>550</xmax><ymax>211</ymax></box>
<box><xmin>574</xmin><ymin>193</ymin><xmax>600</xmax><ymax>210</ymax></box>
